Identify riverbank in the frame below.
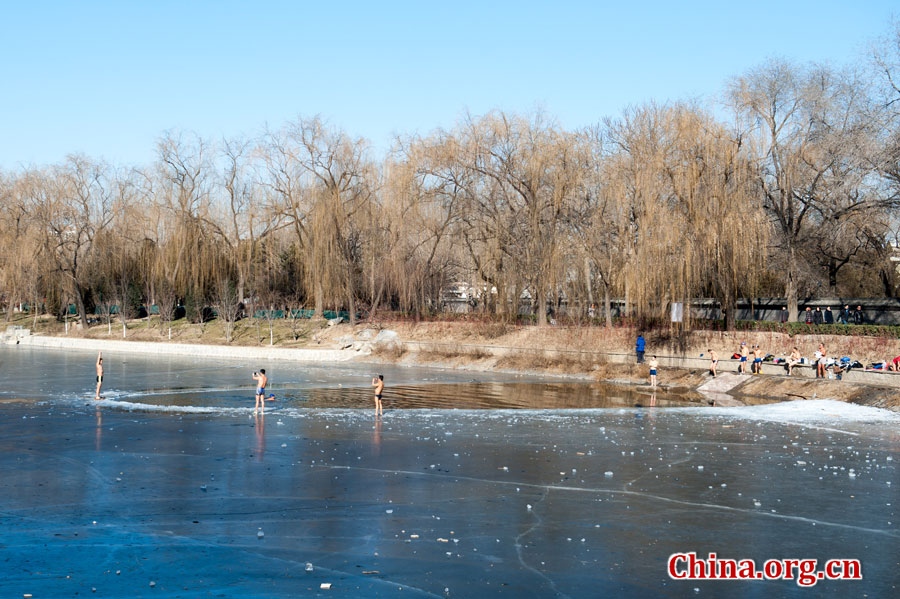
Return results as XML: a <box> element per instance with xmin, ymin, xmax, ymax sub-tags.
<box><xmin>9</xmin><ymin>314</ymin><xmax>900</xmax><ymax>409</ymax></box>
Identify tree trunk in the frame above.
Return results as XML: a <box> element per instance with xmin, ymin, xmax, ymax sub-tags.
<box><xmin>880</xmin><ymin>264</ymin><xmax>896</xmax><ymax>298</ymax></box>
<box><xmin>603</xmin><ymin>282</ymin><xmax>612</xmax><ymax>328</ymax></box>
<box><xmin>623</xmin><ymin>277</ymin><xmax>631</xmax><ymax>318</ymax></box>
<box><xmin>74</xmin><ymin>285</ymin><xmax>89</xmax><ymax>329</ymax></box>
<box><xmin>348</xmin><ymin>290</ymin><xmax>357</xmax><ymax>326</ymax></box>
<box><xmin>723</xmin><ymin>296</ymin><xmax>736</xmax><ymax>331</ymax></box>
<box><xmin>786</xmin><ymin>245</ymin><xmax>799</xmax><ymax>323</ymax></box>
<box><xmin>828</xmin><ymin>258</ymin><xmax>838</xmax><ymax>295</ymax></box>
<box><xmin>537</xmin><ymin>288</ymin><xmax>547</xmax><ymax>327</ymax></box>
<box><xmin>584</xmin><ymin>257</ymin><xmax>594</xmax><ymax>308</ymax></box>
<box><xmin>314</xmin><ymin>283</ymin><xmax>324</xmax><ymax>318</ymax></box>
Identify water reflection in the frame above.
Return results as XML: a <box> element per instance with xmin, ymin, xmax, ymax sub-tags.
<box><xmin>115</xmin><ymin>381</ymin><xmax>774</xmax><ymax>411</ymax></box>
<box><xmin>296</xmin><ymin>382</ymin><xmax>709</xmax><ymax>410</ymax></box>
<box><xmin>95</xmin><ymin>408</ymin><xmax>102</xmax><ymax>451</ymax></box>
<box><xmin>372</xmin><ymin>416</ymin><xmax>382</xmax><ymax>457</ymax></box>
<box><xmin>253</xmin><ymin>412</ymin><xmax>265</xmax><ymax>461</ymax></box>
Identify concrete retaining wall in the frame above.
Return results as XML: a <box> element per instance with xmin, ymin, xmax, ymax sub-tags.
<box><xmin>17</xmin><ymin>335</ymin><xmax>357</xmax><ymax>363</ymax></box>
<box><xmin>442</xmin><ymin>297</ymin><xmax>900</xmax><ymax>325</ymax></box>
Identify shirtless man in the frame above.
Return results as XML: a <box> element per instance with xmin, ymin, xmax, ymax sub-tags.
<box><xmin>372</xmin><ymin>375</ymin><xmax>384</xmax><ymax>416</ymax></box>
<box><xmin>787</xmin><ymin>346</ymin><xmax>802</xmax><ymax>376</ymax></box>
<box><xmin>708</xmin><ymin>349</ymin><xmax>718</xmax><ymax>378</ymax></box>
<box><xmin>94</xmin><ymin>351</ymin><xmax>104</xmax><ymax>400</ymax></box>
<box><xmin>752</xmin><ymin>345</ymin><xmax>763</xmax><ymax>375</ymax></box>
<box><xmin>648</xmin><ymin>356</ymin><xmax>658</xmax><ymax>389</ymax></box>
<box><xmin>739</xmin><ymin>342</ymin><xmax>748</xmax><ymax>374</ymax></box>
<box><xmin>252</xmin><ymin>369</ymin><xmax>268</xmax><ymax>412</ymax></box>
<box><xmin>815</xmin><ymin>344</ymin><xmax>827</xmax><ymax>378</ymax></box>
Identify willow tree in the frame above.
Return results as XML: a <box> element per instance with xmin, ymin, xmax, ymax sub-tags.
<box><xmin>665</xmin><ymin>108</ymin><xmax>769</xmax><ymax>329</ymax></box>
<box><xmin>453</xmin><ymin>111</ymin><xmax>579</xmax><ymax>325</ymax></box>
<box><xmin>0</xmin><ymin>174</ymin><xmax>40</xmax><ymax>320</ymax></box>
<box><xmin>605</xmin><ymin>104</ymin><xmax>691</xmax><ymax>320</ymax></box>
<box><xmin>28</xmin><ymin>156</ymin><xmax>114</xmax><ymax>328</ymax></box>
<box><xmin>155</xmin><ymin>132</ymin><xmax>215</xmax><ymax>302</ymax></box>
<box><xmin>727</xmin><ymin>60</ymin><xmax>886</xmax><ymax>320</ymax></box>
<box><xmin>388</xmin><ymin>131</ymin><xmax>474</xmax><ymax>315</ymax></box>
<box><xmin>207</xmin><ymin>137</ymin><xmax>282</xmax><ymax>304</ymax></box>
<box><xmin>288</xmin><ymin>116</ymin><xmax>373</xmax><ymax>324</ymax></box>
<box><xmin>570</xmin><ymin>126</ymin><xmax>631</xmax><ymax>327</ymax></box>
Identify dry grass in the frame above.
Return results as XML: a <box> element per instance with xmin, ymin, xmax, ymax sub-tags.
<box><xmin>417</xmin><ymin>346</ymin><xmax>493</xmax><ymax>361</ymax></box>
<box><xmin>495</xmin><ymin>349</ymin><xmax>599</xmax><ymax>373</ymax></box>
<box><xmin>471</xmin><ymin>322</ymin><xmax>512</xmax><ymax>339</ymax></box>
<box><xmin>369</xmin><ymin>343</ymin><xmax>407</xmax><ymax>360</ymax></box>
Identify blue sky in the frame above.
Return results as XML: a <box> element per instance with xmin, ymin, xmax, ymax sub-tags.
<box><xmin>0</xmin><ymin>1</ymin><xmax>894</xmax><ymax>168</ymax></box>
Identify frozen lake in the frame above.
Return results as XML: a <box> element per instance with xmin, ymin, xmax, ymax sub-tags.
<box><xmin>0</xmin><ymin>346</ymin><xmax>897</xmax><ymax>598</ymax></box>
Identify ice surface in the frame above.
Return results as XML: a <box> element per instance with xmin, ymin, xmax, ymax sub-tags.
<box><xmin>0</xmin><ymin>346</ymin><xmax>898</xmax><ymax>598</ymax></box>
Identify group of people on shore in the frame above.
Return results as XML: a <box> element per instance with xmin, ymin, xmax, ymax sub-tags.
<box><xmin>798</xmin><ymin>304</ymin><xmax>866</xmax><ymax>325</ymax></box>
<box><xmin>636</xmin><ymin>333</ymin><xmax>900</xmax><ymax>388</ymax></box>
<box><xmin>721</xmin><ymin>341</ymin><xmax>860</xmax><ymax>379</ymax></box>
<box><xmin>92</xmin><ymin>351</ymin><xmax>387</xmax><ymax>415</ymax></box>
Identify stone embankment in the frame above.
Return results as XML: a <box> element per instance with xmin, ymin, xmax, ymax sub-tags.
<box><xmin>1</xmin><ymin>326</ymin><xmax>31</xmax><ymax>345</ymax></box>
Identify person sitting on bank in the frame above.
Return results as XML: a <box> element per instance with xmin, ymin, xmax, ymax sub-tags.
<box><xmin>787</xmin><ymin>346</ymin><xmax>802</xmax><ymax>376</ymax></box>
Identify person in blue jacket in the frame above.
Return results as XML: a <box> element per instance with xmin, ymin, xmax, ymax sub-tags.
<box><xmin>636</xmin><ymin>334</ymin><xmax>646</xmax><ymax>364</ymax></box>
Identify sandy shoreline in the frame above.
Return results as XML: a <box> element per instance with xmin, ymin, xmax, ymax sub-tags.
<box><xmin>15</xmin><ymin>334</ymin><xmax>356</xmax><ymax>363</ymax></box>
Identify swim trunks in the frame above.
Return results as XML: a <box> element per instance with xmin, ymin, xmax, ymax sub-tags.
<box><xmin>257</xmin><ymin>387</ymin><xmax>265</xmax><ymax>395</ymax></box>
<box><xmin>649</xmin><ymin>369</ymin><xmax>657</xmax><ymax>376</ymax></box>
<box><xmin>97</xmin><ymin>376</ymin><xmax>103</xmax><ymax>383</ymax></box>
<box><xmin>740</xmin><ymin>356</ymin><xmax>747</xmax><ymax>362</ymax></box>
<box><xmin>375</xmin><ymin>394</ymin><xmax>383</xmax><ymax>399</ymax></box>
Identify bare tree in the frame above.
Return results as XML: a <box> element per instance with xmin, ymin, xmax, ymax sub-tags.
<box><xmin>213</xmin><ymin>277</ymin><xmax>241</xmax><ymax>343</ymax></box>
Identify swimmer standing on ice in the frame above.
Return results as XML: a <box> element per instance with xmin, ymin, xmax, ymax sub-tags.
<box><xmin>252</xmin><ymin>369</ymin><xmax>268</xmax><ymax>412</ymax></box>
<box><xmin>94</xmin><ymin>351</ymin><xmax>103</xmax><ymax>400</ymax></box>
<box><xmin>648</xmin><ymin>356</ymin><xmax>658</xmax><ymax>389</ymax></box>
<box><xmin>372</xmin><ymin>374</ymin><xmax>384</xmax><ymax>416</ymax></box>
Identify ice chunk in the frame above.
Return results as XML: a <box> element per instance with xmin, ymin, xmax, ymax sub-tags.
<box><xmin>305</xmin><ymin>562</ymin><xmax>314</xmax><ymax>572</ymax></box>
